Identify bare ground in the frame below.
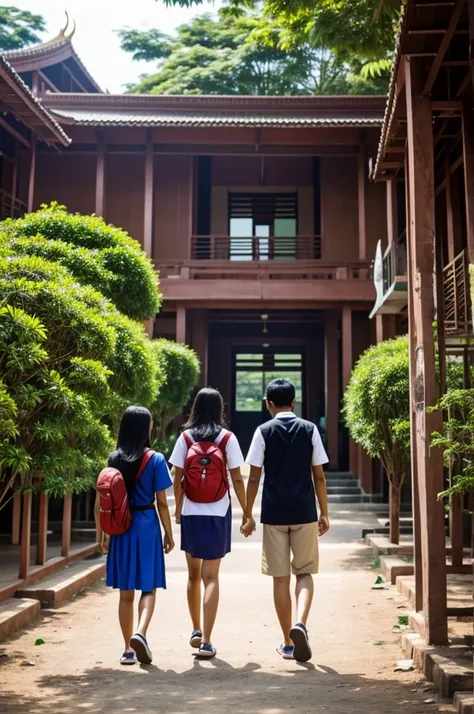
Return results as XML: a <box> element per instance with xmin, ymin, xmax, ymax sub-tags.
<box><xmin>0</xmin><ymin>506</ymin><xmax>455</xmax><ymax>713</ymax></box>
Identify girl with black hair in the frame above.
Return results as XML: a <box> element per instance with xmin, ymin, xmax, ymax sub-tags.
<box><xmin>170</xmin><ymin>387</ymin><xmax>247</xmax><ymax>659</ymax></box>
<box><xmin>97</xmin><ymin>405</ymin><xmax>174</xmax><ymax>666</ymax></box>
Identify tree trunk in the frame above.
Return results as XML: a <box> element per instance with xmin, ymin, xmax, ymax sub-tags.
<box><xmin>389</xmin><ymin>482</ymin><xmax>401</xmax><ymax>545</ymax></box>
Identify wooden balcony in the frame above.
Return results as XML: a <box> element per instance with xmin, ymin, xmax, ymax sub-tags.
<box><xmin>0</xmin><ymin>189</ymin><xmax>27</xmax><ymax>221</ymax></box>
<box><xmin>191</xmin><ymin>234</ymin><xmax>322</xmax><ymax>261</ymax></box>
<box><xmin>370</xmin><ymin>236</ymin><xmax>408</xmax><ymax>317</ymax></box>
<box><xmin>156</xmin><ymin>236</ymin><xmax>374</xmax><ymax>305</ymax></box>
<box><xmin>443</xmin><ymin>249</ymin><xmax>472</xmax><ymax>335</ymax></box>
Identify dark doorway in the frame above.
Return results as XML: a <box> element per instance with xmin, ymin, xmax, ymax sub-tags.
<box><xmin>231</xmin><ymin>348</ymin><xmax>305</xmax><ymax>455</ymax></box>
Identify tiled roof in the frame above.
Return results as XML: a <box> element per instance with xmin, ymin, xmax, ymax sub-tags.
<box><xmin>4</xmin><ymin>37</ymin><xmax>101</xmax><ymax>93</ymax></box>
<box><xmin>48</xmin><ymin>107</ymin><xmax>383</xmax><ymax>128</ymax></box>
<box><xmin>0</xmin><ymin>55</ymin><xmax>71</xmax><ymax>145</ymax></box>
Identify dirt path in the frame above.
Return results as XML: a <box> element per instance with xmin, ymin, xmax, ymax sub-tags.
<box><xmin>0</xmin><ymin>506</ymin><xmax>454</xmax><ymax>713</ymax></box>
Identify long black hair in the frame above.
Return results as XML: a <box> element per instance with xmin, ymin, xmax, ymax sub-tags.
<box><xmin>184</xmin><ymin>387</ymin><xmax>226</xmax><ymax>441</ymax></box>
<box><xmin>108</xmin><ymin>405</ymin><xmax>152</xmax><ymax>492</ymax></box>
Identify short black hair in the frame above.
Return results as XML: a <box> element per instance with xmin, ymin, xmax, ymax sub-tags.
<box><xmin>265</xmin><ymin>378</ymin><xmax>295</xmax><ymax>407</ymax></box>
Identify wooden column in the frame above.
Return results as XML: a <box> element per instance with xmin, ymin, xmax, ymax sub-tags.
<box><xmin>19</xmin><ymin>492</ymin><xmax>32</xmax><ymax>579</ymax></box>
<box><xmin>95</xmin><ymin>131</ymin><xmax>106</xmax><ymax>217</ymax></box>
<box><xmin>11</xmin><ymin>140</ymin><xmax>18</xmax><ymax>217</ymax></box>
<box><xmin>61</xmin><ymin>494</ymin><xmax>72</xmax><ymax>558</ymax></box>
<box><xmin>342</xmin><ymin>306</ymin><xmax>353</xmax><ymax>392</ymax></box>
<box><xmin>376</xmin><ymin>314</ymin><xmax>397</xmax><ymax>344</ymax></box>
<box><xmin>143</xmin><ymin>129</ymin><xmax>154</xmax><ymax>259</ymax></box>
<box><xmin>386</xmin><ymin>179</ymin><xmax>398</xmax><ymax>247</ymax></box>
<box><xmin>176</xmin><ymin>307</ymin><xmax>187</xmax><ymax>344</ymax></box>
<box><xmin>358</xmin><ymin>144</ymin><xmax>367</xmax><ymax>261</ymax></box>
<box><xmin>445</xmin><ymin>151</ymin><xmax>456</xmax><ymax>264</ymax></box>
<box><xmin>324</xmin><ymin>311</ymin><xmax>340</xmax><ymax>469</ymax></box>
<box><xmin>27</xmin><ymin>135</ymin><xmax>36</xmax><ymax>214</ymax></box>
<box><xmin>191</xmin><ymin>309</ymin><xmax>208</xmax><ymax>387</ymax></box>
<box><xmin>405</xmin><ymin>56</ymin><xmax>447</xmax><ymax>644</ymax></box>
<box><xmin>406</xmin><ymin>164</ymin><xmax>423</xmax><ymax>613</ymax></box>
<box><xmin>462</xmin><ymin>98</ymin><xmax>474</xmax><ymax>263</ymax></box>
<box><xmin>12</xmin><ymin>491</ymin><xmax>21</xmax><ymax>545</ymax></box>
<box><xmin>36</xmin><ymin>493</ymin><xmax>48</xmax><ymax>566</ymax></box>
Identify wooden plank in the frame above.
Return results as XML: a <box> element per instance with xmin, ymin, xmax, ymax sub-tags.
<box><xmin>61</xmin><ymin>494</ymin><xmax>72</xmax><ymax>558</ymax></box>
<box><xmin>95</xmin><ymin>131</ymin><xmax>106</xmax><ymax>217</ymax></box>
<box><xmin>176</xmin><ymin>307</ymin><xmax>186</xmax><ymax>344</ymax></box>
<box><xmin>27</xmin><ymin>135</ymin><xmax>36</xmax><ymax>213</ymax></box>
<box><xmin>19</xmin><ymin>492</ymin><xmax>32</xmax><ymax>580</ymax></box>
<box><xmin>342</xmin><ymin>306</ymin><xmax>352</xmax><ymax>391</ymax></box>
<box><xmin>405</xmin><ymin>56</ymin><xmax>448</xmax><ymax>645</ymax></box>
<box><xmin>462</xmin><ymin>98</ymin><xmax>474</xmax><ymax>262</ymax></box>
<box><xmin>143</xmin><ymin>128</ymin><xmax>154</xmax><ymax>258</ymax></box>
<box><xmin>386</xmin><ymin>179</ymin><xmax>398</xmax><ymax>247</ymax></box>
<box><xmin>324</xmin><ymin>311</ymin><xmax>340</xmax><ymax>470</ymax></box>
<box><xmin>450</xmin><ymin>493</ymin><xmax>464</xmax><ymax>567</ymax></box>
<box><xmin>423</xmin><ymin>0</ymin><xmax>465</xmax><ymax>96</ymax></box>
<box><xmin>445</xmin><ymin>151</ymin><xmax>456</xmax><ymax>263</ymax></box>
<box><xmin>36</xmin><ymin>493</ymin><xmax>48</xmax><ymax>566</ymax></box>
<box><xmin>358</xmin><ymin>144</ymin><xmax>367</xmax><ymax>261</ymax></box>
<box><xmin>11</xmin><ymin>491</ymin><xmax>21</xmax><ymax>545</ymax></box>
<box><xmin>405</xmin><ymin>153</ymin><xmax>424</xmax><ymax>614</ymax></box>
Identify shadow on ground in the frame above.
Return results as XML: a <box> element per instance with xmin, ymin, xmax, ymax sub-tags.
<box><xmin>0</xmin><ymin>656</ymin><xmax>448</xmax><ymax>714</ymax></box>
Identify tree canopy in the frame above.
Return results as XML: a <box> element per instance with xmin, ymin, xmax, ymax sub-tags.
<box><xmin>0</xmin><ymin>6</ymin><xmax>45</xmax><ymax>51</ymax></box>
<box><xmin>120</xmin><ymin>7</ymin><xmax>389</xmax><ymax>96</ymax></box>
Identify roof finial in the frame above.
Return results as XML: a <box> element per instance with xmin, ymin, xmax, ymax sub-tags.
<box><xmin>66</xmin><ymin>19</ymin><xmax>76</xmax><ymax>41</ymax></box>
<box><xmin>59</xmin><ymin>10</ymin><xmax>69</xmax><ymax>37</ymax></box>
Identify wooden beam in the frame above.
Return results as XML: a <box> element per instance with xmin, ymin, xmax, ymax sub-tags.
<box><xmin>27</xmin><ymin>134</ymin><xmax>36</xmax><ymax>213</ymax></box>
<box><xmin>176</xmin><ymin>307</ymin><xmax>187</xmax><ymax>344</ymax></box>
<box><xmin>38</xmin><ymin>69</ymin><xmax>60</xmax><ymax>94</ymax></box>
<box><xmin>467</xmin><ymin>0</ymin><xmax>474</xmax><ymax>94</ymax></box>
<box><xmin>36</xmin><ymin>493</ymin><xmax>48</xmax><ymax>566</ymax></box>
<box><xmin>143</xmin><ymin>128</ymin><xmax>154</xmax><ymax>259</ymax></box>
<box><xmin>324</xmin><ymin>311</ymin><xmax>340</xmax><ymax>470</ymax></box>
<box><xmin>405</xmin><ymin>56</ymin><xmax>447</xmax><ymax>645</ymax></box>
<box><xmin>342</xmin><ymin>306</ymin><xmax>352</xmax><ymax>391</ymax></box>
<box><xmin>423</xmin><ymin>0</ymin><xmax>465</xmax><ymax>96</ymax></box>
<box><xmin>0</xmin><ymin>117</ymin><xmax>29</xmax><ymax>148</ymax></box>
<box><xmin>61</xmin><ymin>494</ymin><xmax>72</xmax><ymax>558</ymax></box>
<box><xmin>462</xmin><ymin>98</ymin><xmax>474</xmax><ymax>262</ymax></box>
<box><xmin>405</xmin><ymin>158</ymin><xmax>424</xmax><ymax>613</ymax></box>
<box><xmin>19</xmin><ymin>492</ymin><xmax>32</xmax><ymax>579</ymax></box>
<box><xmin>431</xmin><ymin>100</ymin><xmax>463</xmax><ymax>110</ymax></box>
<box><xmin>11</xmin><ymin>139</ymin><xmax>18</xmax><ymax>218</ymax></box>
<box><xmin>358</xmin><ymin>144</ymin><xmax>367</xmax><ymax>261</ymax></box>
<box><xmin>61</xmin><ymin>62</ymin><xmax>89</xmax><ymax>93</ymax></box>
<box><xmin>95</xmin><ymin>131</ymin><xmax>106</xmax><ymax>217</ymax></box>
<box><xmin>387</xmin><ymin>179</ymin><xmax>398</xmax><ymax>247</ymax></box>
<box><xmin>445</xmin><ymin>150</ymin><xmax>456</xmax><ymax>263</ymax></box>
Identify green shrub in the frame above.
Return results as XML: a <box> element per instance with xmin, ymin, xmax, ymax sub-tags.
<box><xmin>151</xmin><ymin>339</ymin><xmax>200</xmax><ymax>441</ymax></box>
<box><xmin>0</xmin><ymin>203</ymin><xmax>161</xmax><ymax>320</ymax></box>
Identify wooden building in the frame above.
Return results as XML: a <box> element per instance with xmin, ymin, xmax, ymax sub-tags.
<box><xmin>372</xmin><ymin>0</ymin><xmax>474</xmax><ymax>645</ymax></box>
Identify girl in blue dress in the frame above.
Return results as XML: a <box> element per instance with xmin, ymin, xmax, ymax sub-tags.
<box><xmin>170</xmin><ymin>388</ymin><xmax>247</xmax><ymax>659</ymax></box>
<box><xmin>99</xmin><ymin>406</ymin><xmax>174</xmax><ymax>666</ymax></box>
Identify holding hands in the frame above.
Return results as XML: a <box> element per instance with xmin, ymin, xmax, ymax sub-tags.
<box><xmin>241</xmin><ymin>515</ymin><xmax>256</xmax><ymax>538</ymax></box>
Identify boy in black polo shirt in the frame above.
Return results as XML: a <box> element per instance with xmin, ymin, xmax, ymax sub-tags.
<box><xmin>243</xmin><ymin>378</ymin><xmax>330</xmax><ymax>662</ymax></box>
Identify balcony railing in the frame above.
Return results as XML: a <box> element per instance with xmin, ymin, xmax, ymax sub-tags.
<box><xmin>157</xmin><ymin>260</ymin><xmax>370</xmax><ymax>282</ymax></box>
<box><xmin>0</xmin><ymin>190</ymin><xmax>27</xmax><ymax>221</ymax></box>
<box><xmin>191</xmin><ymin>235</ymin><xmax>322</xmax><ymax>261</ymax></box>
<box><xmin>382</xmin><ymin>234</ymin><xmax>407</xmax><ymax>294</ymax></box>
<box><xmin>443</xmin><ymin>249</ymin><xmax>471</xmax><ymax>334</ymax></box>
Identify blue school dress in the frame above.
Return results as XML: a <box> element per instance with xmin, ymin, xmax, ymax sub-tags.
<box><xmin>106</xmin><ymin>452</ymin><xmax>172</xmax><ymax>591</ymax></box>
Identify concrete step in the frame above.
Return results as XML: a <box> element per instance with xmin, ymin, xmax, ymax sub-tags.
<box><xmin>454</xmin><ymin>693</ymin><xmax>474</xmax><ymax>714</ymax></box>
<box><xmin>323</xmin><ymin>472</ymin><xmax>355</xmax><ymax>480</ymax></box>
<box><xmin>362</xmin><ymin>525</ymin><xmax>414</xmax><ymax>538</ymax></box>
<box><xmin>16</xmin><ymin>557</ymin><xmax>106</xmax><ymax>608</ymax></box>
<box><xmin>379</xmin><ymin>555</ymin><xmax>414</xmax><ymax>584</ymax></box>
<box><xmin>327</xmin><ymin>494</ymin><xmax>371</xmax><ymax>504</ymax></box>
<box><xmin>327</xmin><ymin>485</ymin><xmax>363</xmax><ymax>494</ymax></box>
<box><xmin>0</xmin><ymin>597</ymin><xmax>40</xmax><ymax>642</ymax></box>
<box><xmin>325</xmin><ymin>478</ymin><xmax>360</xmax><ymax>488</ymax></box>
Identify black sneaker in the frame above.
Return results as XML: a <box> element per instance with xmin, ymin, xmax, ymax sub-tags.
<box><xmin>290</xmin><ymin>622</ymin><xmax>312</xmax><ymax>662</ymax></box>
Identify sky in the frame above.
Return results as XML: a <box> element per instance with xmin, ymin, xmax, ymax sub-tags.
<box><xmin>13</xmin><ymin>0</ymin><xmax>222</xmax><ymax>92</ymax></box>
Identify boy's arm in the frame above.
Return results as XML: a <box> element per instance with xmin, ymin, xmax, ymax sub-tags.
<box><xmin>241</xmin><ymin>465</ymin><xmax>261</xmax><ymax>536</ymax></box>
<box><xmin>312</xmin><ymin>464</ymin><xmax>330</xmax><ymax>536</ymax></box>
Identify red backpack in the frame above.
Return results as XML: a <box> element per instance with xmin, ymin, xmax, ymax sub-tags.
<box><xmin>96</xmin><ymin>450</ymin><xmax>155</xmax><ymax>536</ymax></box>
<box><xmin>182</xmin><ymin>431</ymin><xmax>231</xmax><ymax>503</ymax></box>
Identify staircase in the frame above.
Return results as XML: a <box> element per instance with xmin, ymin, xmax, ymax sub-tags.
<box><xmin>326</xmin><ymin>472</ymin><xmax>370</xmax><ymax>504</ymax></box>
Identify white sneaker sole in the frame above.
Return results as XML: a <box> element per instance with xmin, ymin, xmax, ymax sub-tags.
<box><xmin>130</xmin><ymin>634</ymin><xmax>153</xmax><ymax>664</ymax></box>
<box><xmin>290</xmin><ymin>626</ymin><xmax>312</xmax><ymax>663</ymax></box>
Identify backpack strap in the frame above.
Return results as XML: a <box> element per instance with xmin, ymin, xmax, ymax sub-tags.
<box><xmin>134</xmin><ymin>449</ymin><xmax>155</xmax><ymax>483</ymax></box>
<box><xmin>216</xmin><ymin>431</ymin><xmax>232</xmax><ymax>460</ymax></box>
<box><xmin>182</xmin><ymin>431</ymin><xmax>193</xmax><ymax>450</ymax></box>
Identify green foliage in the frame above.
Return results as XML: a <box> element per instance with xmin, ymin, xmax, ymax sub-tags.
<box><xmin>1</xmin><ymin>203</ymin><xmax>160</xmax><ymax>320</ymax></box>
<box><xmin>0</xmin><ymin>6</ymin><xmax>45</xmax><ymax>51</ymax></box>
<box><xmin>150</xmin><ymin>339</ymin><xmax>200</xmax><ymax>441</ymax></box>
<box><xmin>121</xmin><ymin>7</ymin><xmax>388</xmax><ymax>96</ymax></box>
<box><xmin>432</xmin><ymin>388</ymin><xmax>474</xmax><ymax>500</ymax></box>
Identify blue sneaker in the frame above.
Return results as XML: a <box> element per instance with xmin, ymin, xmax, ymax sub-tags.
<box><xmin>197</xmin><ymin>642</ymin><xmax>216</xmax><ymax>659</ymax></box>
<box><xmin>290</xmin><ymin>622</ymin><xmax>312</xmax><ymax>662</ymax></box>
<box><xmin>277</xmin><ymin>643</ymin><xmax>295</xmax><ymax>660</ymax></box>
<box><xmin>120</xmin><ymin>650</ymin><xmax>137</xmax><ymax>665</ymax></box>
<box><xmin>190</xmin><ymin>630</ymin><xmax>202</xmax><ymax>648</ymax></box>
<box><xmin>130</xmin><ymin>633</ymin><xmax>153</xmax><ymax>664</ymax></box>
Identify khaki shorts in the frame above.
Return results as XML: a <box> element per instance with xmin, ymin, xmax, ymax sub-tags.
<box><xmin>262</xmin><ymin>522</ymin><xmax>319</xmax><ymax>577</ymax></box>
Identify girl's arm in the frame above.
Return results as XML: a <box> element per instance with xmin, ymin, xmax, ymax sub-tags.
<box><xmin>94</xmin><ymin>492</ymin><xmax>108</xmax><ymax>553</ymax></box>
<box><xmin>173</xmin><ymin>466</ymin><xmax>184</xmax><ymax>524</ymax></box>
<box><xmin>156</xmin><ymin>490</ymin><xmax>175</xmax><ymax>554</ymax></box>
<box><xmin>229</xmin><ymin>467</ymin><xmax>246</xmax><ymax>516</ymax></box>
